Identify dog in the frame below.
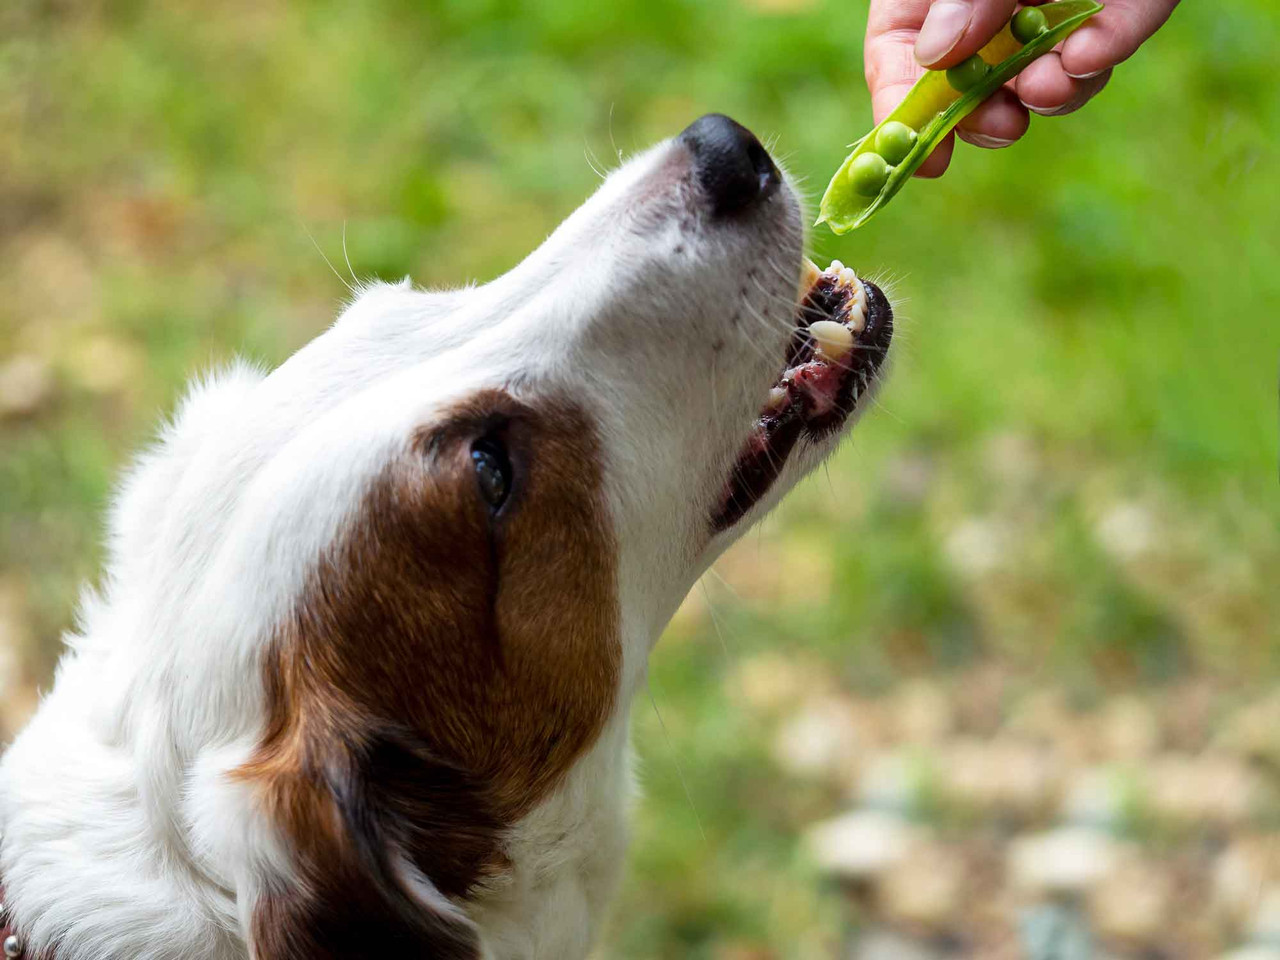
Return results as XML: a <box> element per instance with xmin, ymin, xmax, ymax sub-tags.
<box><xmin>0</xmin><ymin>114</ymin><xmax>892</xmax><ymax>960</ymax></box>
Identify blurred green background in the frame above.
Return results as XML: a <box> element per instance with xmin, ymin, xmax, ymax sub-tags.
<box><xmin>1</xmin><ymin>0</ymin><xmax>1277</xmax><ymax>957</ymax></box>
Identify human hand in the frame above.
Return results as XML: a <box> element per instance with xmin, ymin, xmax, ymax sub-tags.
<box><xmin>864</xmin><ymin>0</ymin><xmax>1180</xmax><ymax>177</ymax></box>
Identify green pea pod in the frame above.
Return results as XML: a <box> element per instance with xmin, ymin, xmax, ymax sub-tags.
<box><xmin>817</xmin><ymin>0</ymin><xmax>1103</xmax><ymax>234</ymax></box>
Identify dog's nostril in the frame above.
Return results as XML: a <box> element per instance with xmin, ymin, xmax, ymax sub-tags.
<box><xmin>678</xmin><ymin>113</ymin><xmax>781</xmax><ymax>217</ymax></box>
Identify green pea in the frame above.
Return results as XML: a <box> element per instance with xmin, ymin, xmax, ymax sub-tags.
<box><xmin>1011</xmin><ymin>6</ymin><xmax>1050</xmax><ymax>43</ymax></box>
<box><xmin>848</xmin><ymin>152</ymin><xmax>890</xmax><ymax>196</ymax></box>
<box><xmin>946</xmin><ymin>54</ymin><xmax>990</xmax><ymax>93</ymax></box>
<box><xmin>875</xmin><ymin>121</ymin><xmax>918</xmax><ymax>166</ymax></box>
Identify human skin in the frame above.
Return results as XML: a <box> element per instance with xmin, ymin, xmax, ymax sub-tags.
<box><xmin>864</xmin><ymin>0</ymin><xmax>1181</xmax><ymax>176</ymax></box>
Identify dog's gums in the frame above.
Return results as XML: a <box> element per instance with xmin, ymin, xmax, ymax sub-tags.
<box><xmin>711</xmin><ymin>260</ymin><xmax>894</xmax><ymax>532</ymax></box>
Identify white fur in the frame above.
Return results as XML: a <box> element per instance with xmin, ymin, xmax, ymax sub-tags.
<box><xmin>0</xmin><ymin>132</ymin><xmax>884</xmax><ymax>959</ymax></box>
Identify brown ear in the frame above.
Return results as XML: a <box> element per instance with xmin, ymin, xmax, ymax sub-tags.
<box><xmin>248</xmin><ymin>726</ymin><xmax>498</xmax><ymax>960</ymax></box>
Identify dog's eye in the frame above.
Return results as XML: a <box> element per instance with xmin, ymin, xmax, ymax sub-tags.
<box><xmin>470</xmin><ymin>437</ymin><xmax>512</xmax><ymax>510</ymax></box>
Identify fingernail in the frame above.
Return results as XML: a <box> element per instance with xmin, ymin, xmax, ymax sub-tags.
<box><xmin>1064</xmin><ymin>67</ymin><xmax>1106</xmax><ymax>79</ymax></box>
<box><xmin>961</xmin><ymin>132</ymin><xmax>1015</xmax><ymax>148</ymax></box>
<box><xmin>1019</xmin><ymin>99</ymin><xmax>1067</xmax><ymax>117</ymax></box>
<box><xmin>914</xmin><ymin>0</ymin><xmax>972</xmax><ymax>66</ymax></box>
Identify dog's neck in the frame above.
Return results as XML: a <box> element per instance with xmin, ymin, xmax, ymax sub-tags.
<box><xmin>1</xmin><ymin>625</ymin><xmax>640</xmax><ymax>960</ymax></box>
<box><xmin>0</xmin><ymin>638</ymin><xmax>248</xmax><ymax>960</ymax></box>
<box><xmin>0</xmin><ymin>359</ymin><xmax>323</xmax><ymax>957</ymax></box>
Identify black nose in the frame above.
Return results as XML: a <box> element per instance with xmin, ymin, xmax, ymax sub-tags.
<box><xmin>678</xmin><ymin>113</ymin><xmax>780</xmax><ymax>217</ymax></box>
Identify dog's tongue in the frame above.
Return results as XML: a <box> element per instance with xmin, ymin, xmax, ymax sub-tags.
<box><xmin>787</xmin><ymin>359</ymin><xmax>845</xmax><ymax>417</ymax></box>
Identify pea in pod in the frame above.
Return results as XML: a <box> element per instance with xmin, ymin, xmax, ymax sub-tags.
<box><xmin>816</xmin><ymin>0</ymin><xmax>1103</xmax><ymax>234</ymax></box>
<box><xmin>1011</xmin><ymin>6</ymin><xmax>1051</xmax><ymax>42</ymax></box>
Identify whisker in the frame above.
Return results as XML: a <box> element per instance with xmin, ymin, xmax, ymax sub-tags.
<box><xmin>341</xmin><ymin>220</ymin><xmax>358</xmax><ymax>288</ymax></box>
<box><xmin>301</xmin><ymin>222</ymin><xmax>356</xmax><ymax>295</ymax></box>
<box><xmin>608</xmin><ymin>102</ymin><xmax>623</xmax><ymax>164</ymax></box>
<box><xmin>646</xmin><ymin>682</ymin><xmax>708</xmax><ymax>848</ymax></box>
<box><xmin>584</xmin><ymin>147</ymin><xmax>607</xmax><ymax>182</ymax></box>
<box><xmin>704</xmin><ymin>566</ymin><xmax>745</xmax><ymax>605</ymax></box>
<box><xmin>701</xmin><ymin>578</ymin><xmax>736</xmax><ymax>668</ymax></box>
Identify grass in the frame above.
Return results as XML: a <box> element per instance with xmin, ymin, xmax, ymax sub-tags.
<box><xmin>1</xmin><ymin>0</ymin><xmax>1278</xmax><ymax>955</ymax></box>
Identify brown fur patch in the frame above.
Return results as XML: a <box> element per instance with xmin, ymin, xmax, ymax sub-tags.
<box><xmin>237</xmin><ymin>391</ymin><xmax>621</xmax><ymax>959</ymax></box>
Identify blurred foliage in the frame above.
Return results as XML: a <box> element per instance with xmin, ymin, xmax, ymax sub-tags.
<box><xmin>1</xmin><ymin>0</ymin><xmax>1278</xmax><ymax>956</ymax></box>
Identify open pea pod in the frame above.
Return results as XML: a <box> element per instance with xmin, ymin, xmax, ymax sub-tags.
<box><xmin>817</xmin><ymin>0</ymin><xmax>1103</xmax><ymax>234</ymax></box>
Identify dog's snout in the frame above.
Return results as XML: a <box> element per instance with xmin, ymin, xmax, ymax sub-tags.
<box><xmin>678</xmin><ymin>113</ymin><xmax>780</xmax><ymax>217</ymax></box>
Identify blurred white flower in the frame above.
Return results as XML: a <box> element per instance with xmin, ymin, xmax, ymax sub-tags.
<box><xmin>805</xmin><ymin>809</ymin><xmax>913</xmax><ymax>880</ymax></box>
<box><xmin>1095</xmin><ymin>501</ymin><xmax>1157</xmax><ymax>559</ymax></box>
<box><xmin>1009</xmin><ymin>825</ymin><xmax>1116</xmax><ymax>895</ymax></box>
<box><xmin>0</xmin><ymin>354</ymin><xmax>53</xmax><ymax>418</ymax></box>
<box><xmin>944</xmin><ymin>517</ymin><xmax>1008</xmax><ymax>577</ymax></box>
<box><xmin>772</xmin><ymin>697</ymin><xmax>862</xmax><ymax>780</ymax></box>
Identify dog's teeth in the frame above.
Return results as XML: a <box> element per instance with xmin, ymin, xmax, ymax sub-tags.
<box><xmin>766</xmin><ymin>386</ymin><xmax>790</xmax><ymax>411</ymax></box>
<box><xmin>837</xmin><ymin>267</ymin><xmax>857</xmax><ymax>287</ymax></box>
<box><xmin>809</xmin><ymin>320</ymin><xmax>854</xmax><ymax>363</ymax></box>
<box><xmin>828</xmin><ymin>259</ymin><xmax>845</xmax><ymax>275</ymax></box>
<box><xmin>848</xmin><ymin>299</ymin><xmax>867</xmax><ymax>334</ymax></box>
<box><xmin>848</xmin><ymin>283</ymin><xmax>867</xmax><ymax>330</ymax></box>
<box><xmin>846</xmin><ymin>280</ymin><xmax>868</xmax><ymax>333</ymax></box>
<box><xmin>800</xmin><ymin>258</ymin><xmax>823</xmax><ymax>294</ymax></box>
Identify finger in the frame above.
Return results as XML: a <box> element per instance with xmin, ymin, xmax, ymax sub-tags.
<box><xmin>1059</xmin><ymin>0</ymin><xmax>1180</xmax><ymax>78</ymax></box>
<box><xmin>914</xmin><ymin>0</ymin><xmax>1018</xmax><ymax>70</ymax></box>
<box><xmin>1042</xmin><ymin>68</ymin><xmax>1112</xmax><ymax>116</ymax></box>
<box><xmin>915</xmin><ymin>131</ymin><xmax>955</xmax><ymax>178</ymax></box>
<box><xmin>866</xmin><ymin>24</ymin><xmax>928</xmax><ymax>122</ymax></box>
<box><xmin>867</xmin><ymin>32</ymin><xmax>954</xmax><ymax>177</ymax></box>
<box><xmin>1014</xmin><ymin>52</ymin><xmax>1076</xmax><ymax>113</ymax></box>
<box><xmin>957</xmin><ymin>88</ymin><xmax>1030</xmax><ymax>148</ymax></box>
<box><xmin>866</xmin><ymin>0</ymin><xmax>932</xmax><ymax>38</ymax></box>
<box><xmin>1015</xmin><ymin>54</ymin><xmax>1112</xmax><ymax>115</ymax></box>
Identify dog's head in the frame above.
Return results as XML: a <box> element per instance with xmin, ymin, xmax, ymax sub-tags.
<box><xmin>67</xmin><ymin>116</ymin><xmax>892</xmax><ymax>957</ymax></box>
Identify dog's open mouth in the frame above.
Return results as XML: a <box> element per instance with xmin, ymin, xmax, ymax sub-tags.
<box><xmin>711</xmin><ymin>260</ymin><xmax>894</xmax><ymax>532</ymax></box>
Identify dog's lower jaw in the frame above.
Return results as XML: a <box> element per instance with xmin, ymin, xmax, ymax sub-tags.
<box><xmin>710</xmin><ymin>263</ymin><xmax>894</xmax><ymax>535</ymax></box>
